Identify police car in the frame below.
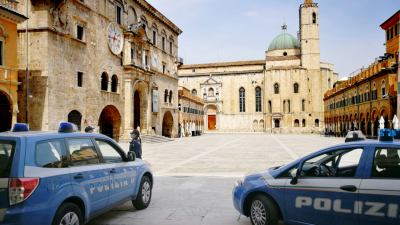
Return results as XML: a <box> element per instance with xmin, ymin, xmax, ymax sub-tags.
<box><xmin>233</xmin><ymin>130</ymin><xmax>400</xmax><ymax>225</ymax></box>
<box><xmin>0</xmin><ymin>123</ymin><xmax>153</xmax><ymax>225</ymax></box>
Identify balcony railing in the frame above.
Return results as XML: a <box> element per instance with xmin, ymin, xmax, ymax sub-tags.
<box><xmin>100</xmin><ymin>91</ymin><xmax>120</xmax><ymax>103</ymax></box>
<box><xmin>0</xmin><ymin>0</ymin><xmax>19</xmax><ymax>11</ymax></box>
<box><xmin>203</xmin><ymin>96</ymin><xmax>220</xmax><ymax>103</ymax></box>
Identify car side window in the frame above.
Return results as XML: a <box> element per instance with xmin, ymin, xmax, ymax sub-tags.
<box><xmin>36</xmin><ymin>139</ymin><xmax>67</xmax><ymax>168</ymax></box>
<box><xmin>96</xmin><ymin>140</ymin><xmax>123</xmax><ymax>163</ymax></box>
<box><xmin>66</xmin><ymin>138</ymin><xmax>100</xmax><ymax>166</ymax></box>
<box><xmin>372</xmin><ymin>148</ymin><xmax>400</xmax><ymax>179</ymax></box>
<box><xmin>300</xmin><ymin>148</ymin><xmax>363</xmax><ymax>178</ymax></box>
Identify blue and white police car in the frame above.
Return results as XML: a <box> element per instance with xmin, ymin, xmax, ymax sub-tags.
<box><xmin>0</xmin><ymin>123</ymin><xmax>153</xmax><ymax>225</ymax></box>
<box><xmin>233</xmin><ymin>130</ymin><xmax>400</xmax><ymax>225</ymax></box>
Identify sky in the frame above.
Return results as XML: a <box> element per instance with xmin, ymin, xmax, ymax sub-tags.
<box><xmin>148</xmin><ymin>0</ymin><xmax>399</xmax><ymax>78</ymax></box>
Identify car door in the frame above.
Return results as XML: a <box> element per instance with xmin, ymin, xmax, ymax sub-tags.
<box><xmin>95</xmin><ymin>139</ymin><xmax>137</xmax><ymax>204</ymax></box>
<box><xmin>284</xmin><ymin>147</ymin><xmax>365</xmax><ymax>225</ymax></box>
<box><xmin>66</xmin><ymin>138</ymin><xmax>111</xmax><ymax>215</ymax></box>
<box><xmin>358</xmin><ymin>146</ymin><xmax>400</xmax><ymax>225</ymax></box>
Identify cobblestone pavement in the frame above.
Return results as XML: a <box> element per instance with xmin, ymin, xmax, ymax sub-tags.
<box><xmin>88</xmin><ymin>134</ymin><xmax>343</xmax><ymax>225</ymax></box>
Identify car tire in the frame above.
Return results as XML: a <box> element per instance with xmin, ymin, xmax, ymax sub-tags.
<box><xmin>52</xmin><ymin>203</ymin><xmax>83</xmax><ymax>225</ymax></box>
<box><xmin>132</xmin><ymin>176</ymin><xmax>152</xmax><ymax>210</ymax></box>
<box><xmin>249</xmin><ymin>195</ymin><xmax>279</xmax><ymax>225</ymax></box>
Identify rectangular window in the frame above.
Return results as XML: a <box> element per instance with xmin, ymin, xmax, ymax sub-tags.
<box><xmin>372</xmin><ymin>148</ymin><xmax>400</xmax><ymax>178</ymax></box>
<box><xmin>162</xmin><ymin>63</ymin><xmax>166</xmax><ymax>74</ymax></box>
<box><xmin>67</xmin><ymin>138</ymin><xmax>100</xmax><ymax>166</ymax></box>
<box><xmin>77</xmin><ymin>72</ymin><xmax>83</xmax><ymax>87</ymax></box>
<box><xmin>0</xmin><ymin>41</ymin><xmax>3</xmax><ymax>66</ymax></box>
<box><xmin>152</xmin><ymin>30</ymin><xmax>157</xmax><ymax>45</ymax></box>
<box><xmin>169</xmin><ymin>42</ymin><xmax>173</xmax><ymax>55</ymax></box>
<box><xmin>395</xmin><ymin>24</ymin><xmax>398</xmax><ymax>37</ymax></box>
<box><xmin>130</xmin><ymin>45</ymin><xmax>135</xmax><ymax>64</ymax></box>
<box><xmin>116</xmin><ymin>4</ymin><xmax>122</xmax><ymax>25</ymax></box>
<box><xmin>0</xmin><ymin>141</ymin><xmax>15</xmax><ymax>178</ymax></box>
<box><xmin>386</xmin><ymin>30</ymin><xmax>390</xmax><ymax>41</ymax></box>
<box><xmin>77</xmin><ymin>25</ymin><xmax>84</xmax><ymax>41</ymax></box>
<box><xmin>162</xmin><ymin>37</ymin><xmax>165</xmax><ymax>51</ymax></box>
<box><xmin>35</xmin><ymin>139</ymin><xmax>67</xmax><ymax>168</ymax></box>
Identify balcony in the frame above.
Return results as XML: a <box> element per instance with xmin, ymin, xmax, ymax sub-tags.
<box><xmin>100</xmin><ymin>91</ymin><xmax>121</xmax><ymax>103</ymax></box>
<box><xmin>203</xmin><ymin>96</ymin><xmax>221</xmax><ymax>103</ymax></box>
<box><xmin>0</xmin><ymin>0</ymin><xmax>18</xmax><ymax>11</ymax></box>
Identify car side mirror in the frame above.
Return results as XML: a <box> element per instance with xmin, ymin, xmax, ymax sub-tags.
<box><xmin>290</xmin><ymin>164</ymin><xmax>302</xmax><ymax>185</ymax></box>
<box><xmin>290</xmin><ymin>173</ymin><xmax>298</xmax><ymax>185</ymax></box>
<box><xmin>127</xmin><ymin>151</ymin><xmax>136</xmax><ymax>161</ymax></box>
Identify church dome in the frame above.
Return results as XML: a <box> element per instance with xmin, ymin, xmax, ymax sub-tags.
<box><xmin>268</xmin><ymin>32</ymin><xmax>300</xmax><ymax>51</ymax></box>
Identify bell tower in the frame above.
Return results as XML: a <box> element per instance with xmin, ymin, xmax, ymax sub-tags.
<box><xmin>299</xmin><ymin>0</ymin><xmax>320</xmax><ymax>70</ymax></box>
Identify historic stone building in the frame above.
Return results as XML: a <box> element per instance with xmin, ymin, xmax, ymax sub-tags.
<box><xmin>324</xmin><ymin>10</ymin><xmax>399</xmax><ymax>137</ymax></box>
<box><xmin>178</xmin><ymin>0</ymin><xmax>337</xmax><ymax>133</ymax></box>
<box><xmin>0</xmin><ymin>1</ymin><xmax>27</xmax><ymax>132</ymax></box>
<box><xmin>16</xmin><ymin>0</ymin><xmax>181</xmax><ymax>139</ymax></box>
<box><xmin>178</xmin><ymin>86</ymin><xmax>204</xmax><ymax>137</ymax></box>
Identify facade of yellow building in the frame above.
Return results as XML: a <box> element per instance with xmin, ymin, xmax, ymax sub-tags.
<box><xmin>178</xmin><ymin>86</ymin><xmax>204</xmax><ymax>137</ymax></box>
<box><xmin>0</xmin><ymin>1</ymin><xmax>27</xmax><ymax>132</ymax></box>
<box><xmin>324</xmin><ymin>11</ymin><xmax>399</xmax><ymax>137</ymax></box>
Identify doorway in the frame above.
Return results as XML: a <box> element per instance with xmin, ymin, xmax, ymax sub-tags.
<box><xmin>0</xmin><ymin>91</ymin><xmax>11</xmax><ymax>132</ymax></box>
<box><xmin>134</xmin><ymin>90</ymin><xmax>140</xmax><ymax>129</ymax></box>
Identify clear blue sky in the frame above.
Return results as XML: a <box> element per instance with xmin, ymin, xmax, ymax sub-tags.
<box><xmin>149</xmin><ymin>0</ymin><xmax>399</xmax><ymax>77</ymax></box>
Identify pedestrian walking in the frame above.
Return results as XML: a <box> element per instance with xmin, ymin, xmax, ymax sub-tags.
<box><xmin>129</xmin><ymin>129</ymin><xmax>142</xmax><ymax>159</ymax></box>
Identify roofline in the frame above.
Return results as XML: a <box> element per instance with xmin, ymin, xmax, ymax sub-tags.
<box><xmin>179</xmin><ymin>60</ymin><xmax>265</xmax><ymax>69</ymax></box>
<box><xmin>380</xmin><ymin>10</ymin><xmax>400</xmax><ymax>30</ymax></box>
<box><xmin>0</xmin><ymin>5</ymin><xmax>28</xmax><ymax>23</ymax></box>
<box><xmin>137</xmin><ymin>0</ymin><xmax>182</xmax><ymax>35</ymax></box>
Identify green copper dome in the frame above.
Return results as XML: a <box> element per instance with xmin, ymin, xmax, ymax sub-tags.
<box><xmin>268</xmin><ymin>32</ymin><xmax>300</xmax><ymax>51</ymax></box>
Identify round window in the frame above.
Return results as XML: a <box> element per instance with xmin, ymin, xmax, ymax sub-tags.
<box><xmin>283</xmin><ymin>52</ymin><xmax>288</xmax><ymax>56</ymax></box>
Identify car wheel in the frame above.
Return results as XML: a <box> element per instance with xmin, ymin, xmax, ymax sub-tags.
<box><xmin>249</xmin><ymin>195</ymin><xmax>279</xmax><ymax>225</ymax></box>
<box><xmin>52</xmin><ymin>203</ymin><xmax>83</xmax><ymax>225</ymax></box>
<box><xmin>132</xmin><ymin>176</ymin><xmax>152</xmax><ymax>210</ymax></box>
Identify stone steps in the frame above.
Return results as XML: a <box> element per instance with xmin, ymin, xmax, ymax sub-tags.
<box><xmin>141</xmin><ymin>134</ymin><xmax>174</xmax><ymax>144</ymax></box>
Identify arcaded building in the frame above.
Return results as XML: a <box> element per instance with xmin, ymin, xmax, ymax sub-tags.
<box><xmin>324</xmin><ymin>10</ymin><xmax>399</xmax><ymax>137</ymax></box>
<box><xmin>16</xmin><ymin>0</ymin><xmax>181</xmax><ymax>139</ymax></box>
<box><xmin>178</xmin><ymin>86</ymin><xmax>204</xmax><ymax>137</ymax></box>
<box><xmin>178</xmin><ymin>0</ymin><xmax>337</xmax><ymax>133</ymax></box>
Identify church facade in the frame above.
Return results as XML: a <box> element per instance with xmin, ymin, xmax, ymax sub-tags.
<box><xmin>178</xmin><ymin>0</ymin><xmax>338</xmax><ymax>133</ymax></box>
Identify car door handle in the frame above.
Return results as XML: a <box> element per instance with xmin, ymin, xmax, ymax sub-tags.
<box><xmin>340</xmin><ymin>185</ymin><xmax>357</xmax><ymax>192</ymax></box>
<box><xmin>110</xmin><ymin>168</ymin><xmax>117</xmax><ymax>174</ymax></box>
<box><xmin>73</xmin><ymin>173</ymin><xmax>84</xmax><ymax>180</ymax></box>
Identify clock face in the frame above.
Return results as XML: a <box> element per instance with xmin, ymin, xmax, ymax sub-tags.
<box><xmin>107</xmin><ymin>23</ymin><xmax>124</xmax><ymax>55</ymax></box>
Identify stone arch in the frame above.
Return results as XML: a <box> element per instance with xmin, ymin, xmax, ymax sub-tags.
<box><xmin>294</xmin><ymin>119</ymin><xmax>300</xmax><ymax>127</ymax></box>
<box><xmin>302</xmin><ymin>119</ymin><xmax>306</xmax><ymax>127</ymax></box>
<box><xmin>0</xmin><ymin>90</ymin><xmax>12</xmax><ymax>132</ymax></box>
<box><xmin>274</xmin><ymin>119</ymin><xmax>280</xmax><ymax>128</ymax></box>
<box><xmin>191</xmin><ymin>89</ymin><xmax>197</xmax><ymax>96</ymax></box>
<box><xmin>252</xmin><ymin>120</ymin><xmax>258</xmax><ymax>131</ymax></box>
<box><xmin>98</xmin><ymin>105</ymin><xmax>121</xmax><ymax>141</ymax></box>
<box><xmin>315</xmin><ymin>119</ymin><xmax>320</xmax><ymax>127</ymax></box>
<box><xmin>127</xmin><ymin>6</ymin><xmax>138</xmax><ymax>25</ymax></box>
<box><xmin>259</xmin><ymin>120</ymin><xmax>265</xmax><ymax>131</ymax></box>
<box><xmin>68</xmin><ymin>110</ymin><xmax>82</xmax><ymax>130</ymax></box>
<box><xmin>132</xmin><ymin>80</ymin><xmax>148</xmax><ymax>132</ymax></box>
<box><xmin>274</xmin><ymin>83</ymin><xmax>279</xmax><ymax>94</ymax></box>
<box><xmin>162</xmin><ymin>111</ymin><xmax>173</xmax><ymax>138</ymax></box>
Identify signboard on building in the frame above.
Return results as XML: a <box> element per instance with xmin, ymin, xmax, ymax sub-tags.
<box><xmin>152</xmin><ymin>89</ymin><xmax>159</xmax><ymax>113</ymax></box>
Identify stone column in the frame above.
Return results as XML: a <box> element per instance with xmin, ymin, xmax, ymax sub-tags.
<box><xmin>122</xmin><ymin>78</ymin><xmax>133</xmax><ymax>140</ymax></box>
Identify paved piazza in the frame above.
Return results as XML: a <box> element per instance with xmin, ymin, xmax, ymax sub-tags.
<box><xmin>88</xmin><ymin>134</ymin><xmax>343</xmax><ymax>225</ymax></box>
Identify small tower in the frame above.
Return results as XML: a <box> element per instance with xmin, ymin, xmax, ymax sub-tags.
<box><xmin>299</xmin><ymin>0</ymin><xmax>320</xmax><ymax>70</ymax></box>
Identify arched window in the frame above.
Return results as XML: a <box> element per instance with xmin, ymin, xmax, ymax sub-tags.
<box><xmin>302</xmin><ymin>119</ymin><xmax>306</xmax><ymax>127</ymax></box>
<box><xmin>111</xmin><ymin>75</ymin><xmax>118</xmax><ymax>92</ymax></box>
<box><xmin>101</xmin><ymin>72</ymin><xmax>108</xmax><ymax>91</ymax></box>
<box><xmin>68</xmin><ymin>110</ymin><xmax>82</xmax><ymax>130</ymax></box>
<box><xmin>328</xmin><ymin>78</ymin><xmax>331</xmax><ymax>88</ymax></box>
<box><xmin>294</xmin><ymin>119</ymin><xmax>300</xmax><ymax>127</ymax></box>
<box><xmin>315</xmin><ymin>119</ymin><xmax>320</xmax><ymax>127</ymax></box>
<box><xmin>239</xmin><ymin>87</ymin><xmax>245</xmax><ymax>112</ymax></box>
<box><xmin>372</xmin><ymin>82</ymin><xmax>377</xmax><ymax>100</ymax></box>
<box><xmin>255</xmin><ymin>87</ymin><xmax>262</xmax><ymax>112</ymax></box>
<box><xmin>192</xmin><ymin>89</ymin><xmax>197</xmax><ymax>96</ymax></box>
<box><xmin>169</xmin><ymin>90</ymin><xmax>173</xmax><ymax>103</ymax></box>
<box><xmin>302</xmin><ymin>99</ymin><xmax>306</xmax><ymax>111</ymax></box>
<box><xmin>293</xmin><ymin>83</ymin><xmax>299</xmax><ymax>93</ymax></box>
<box><xmin>208</xmin><ymin>88</ymin><xmax>214</xmax><ymax>96</ymax></box>
<box><xmin>288</xmin><ymin>100</ymin><xmax>291</xmax><ymax>113</ymax></box>
<box><xmin>283</xmin><ymin>100</ymin><xmax>286</xmax><ymax>113</ymax></box>
<box><xmin>127</xmin><ymin>7</ymin><xmax>137</xmax><ymax>25</ymax></box>
<box><xmin>381</xmin><ymin>80</ymin><xmax>386</xmax><ymax>97</ymax></box>
<box><xmin>164</xmin><ymin>89</ymin><xmax>168</xmax><ymax>103</ymax></box>
<box><xmin>312</xmin><ymin>12</ymin><xmax>317</xmax><ymax>24</ymax></box>
<box><xmin>274</xmin><ymin>83</ymin><xmax>279</xmax><ymax>94</ymax></box>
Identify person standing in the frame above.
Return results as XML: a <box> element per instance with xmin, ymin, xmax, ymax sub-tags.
<box><xmin>129</xmin><ymin>129</ymin><xmax>142</xmax><ymax>159</ymax></box>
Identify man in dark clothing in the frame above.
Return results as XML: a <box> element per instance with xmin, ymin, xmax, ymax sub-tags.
<box><xmin>129</xmin><ymin>129</ymin><xmax>142</xmax><ymax>159</ymax></box>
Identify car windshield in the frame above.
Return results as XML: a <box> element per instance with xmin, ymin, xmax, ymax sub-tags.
<box><xmin>0</xmin><ymin>141</ymin><xmax>15</xmax><ymax>178</ymax></box>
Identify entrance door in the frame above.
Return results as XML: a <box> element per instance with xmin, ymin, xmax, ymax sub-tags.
<box><xmin>208</xmin><ymin>115</ymin><xmax>216</xmax><ymax>130</ymax></box>
<box><xmin>134</xmin><ymin>91</ymin><xmax>140</xmax><ymax>129</ymax></box>
<box><xmin>0</xmin><ymin>92</ymin><xmax>11</xmax><ymax>132</ymax></box>
<box><xmin>162</xmin><ymin>111</ymin><xmax>173</xmax><ymax>138</ymax></box>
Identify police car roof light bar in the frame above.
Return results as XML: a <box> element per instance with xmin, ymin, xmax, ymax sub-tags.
<box><xmin>378</xmin><ymin>128</ymin><xmax>395</xmax><ymax>142</ymax></box>
<box><xmin>58</xmin><ymin>122</ymin><xmax>78</xmax><ymax>133</ymax></box>
<box><xmin>12</xmin><ymin>123</ymin><xmax>30</xmax><ymax>132</ymax></box>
